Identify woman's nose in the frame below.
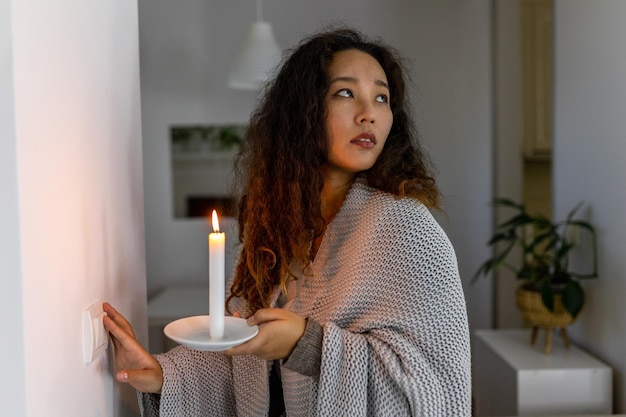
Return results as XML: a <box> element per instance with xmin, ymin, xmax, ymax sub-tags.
<box><xmin>355</xmin><ymin>102</ymin><xmax>375</xmax><ymax>124</ymax></box>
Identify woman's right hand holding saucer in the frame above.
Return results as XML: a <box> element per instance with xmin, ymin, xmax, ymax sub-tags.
<box><xmin>103</xmin><ymin>302</ymin><xmax>163</xmax><ymax>394</ymax></box>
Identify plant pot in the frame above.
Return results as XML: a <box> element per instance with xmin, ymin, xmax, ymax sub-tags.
<box><xmin>515</xmin><ymin>283</ymin><xmax>576</xmax><ymax>328</ymax></box>
<box><xmin>515</xmin><ymin>283</ymin><xmax>577</xmax><ymax>353</ymax></box>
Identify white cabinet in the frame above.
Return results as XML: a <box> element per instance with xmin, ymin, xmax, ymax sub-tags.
<box><xmin>473</xmin><ymin>329</ymin><xmax>612</xmax><ymax>416</ymax></box>
<box><xmin>147</xmin><ymin>285</ymin><xmax>209</xmax><ymax>353</ymax></box>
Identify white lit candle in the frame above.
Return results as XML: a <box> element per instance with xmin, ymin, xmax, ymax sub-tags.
<box><xmin>208</xmin><ymin>210</ymin><xmax>225</xmax><ymax>340</ymax></box>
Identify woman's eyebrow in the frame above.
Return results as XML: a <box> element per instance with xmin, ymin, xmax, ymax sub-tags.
<box><xmin>329</xmin><ymin>76</ymin><xmax>389</xmax><ymax>90</ymax></box>
<box><xmin>376</xmin><ymin>79</ymin><xmax>390</xmax><ymax>90</ymax></box>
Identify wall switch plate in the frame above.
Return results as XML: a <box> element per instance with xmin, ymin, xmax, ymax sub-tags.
<box><xmin>83</xmin><ymin>302</ymin><xmax>108</xmax><ymax>363</ymax></box>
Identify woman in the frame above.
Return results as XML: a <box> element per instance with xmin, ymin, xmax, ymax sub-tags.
<box><xmin>104</xmin><ymin>27</ymin><xmax>471</xmax><ymax>416</ymax></box>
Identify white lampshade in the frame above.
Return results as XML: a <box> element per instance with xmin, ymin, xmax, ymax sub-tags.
<box><xmin>228</xmin><ymin>21</ymin><xmax>282</xmax><ymax>90</ymax></box>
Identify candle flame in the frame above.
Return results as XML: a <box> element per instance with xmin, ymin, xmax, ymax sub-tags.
<box><xmin>211</xmin><ymin>210</ymin><xmax>220</xmax><ymax>233</ymax></box>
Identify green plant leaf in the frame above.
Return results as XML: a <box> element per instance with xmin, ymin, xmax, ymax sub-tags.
<box><xmin>565</xmin><ymin>201</ymin><xmax>584</xmax><ymax>222</ymax></box>
<box><xmin>470</xmin><ymin>240</ymin><xmax>516</xmax><ymax>282</ymax></box>
<box><xmin>567</xmin><ymin>220</ymin><xmax>595</xmax><ymax>231</ymax></box>
<box><xmin>493</xmin><ymin>198</ymin><xmax>524</xmax><ymax>210</ymax></box>
<box><xmin>471</xmin><ymin>198</ymin><xmax>598</xmax><ymax>291</ymax></box>
<box><xmin>563</xmin><ymin>280</ymin><xmax>585</xmax><ymax>318</ymax></box>
<box><xmin>556</xmin><ymin>241</ymin><xmax>574</xmax><ymax>259</ymax></box>
<box><xmin>470</xmin><ymin>260</ymin><xmax>493</xmax><ymax>283</ymax></box>
<box><xmin>487</xmin><ymin>230</ymin><xmax>515</xmax><ymax>246</ymax></box>
<box><xmin>541</xmin><ymin>280</ymin><xmax>555</xmax><ymax>312</ymax></box>
<box><xmin>500</xmin><ymin>213</ymin><xmax>536</xmax><ymax>230</ymax></box>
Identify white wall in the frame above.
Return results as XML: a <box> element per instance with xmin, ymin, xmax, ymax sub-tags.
<box><xmin>0</xmin><ymin>0</ymin><xmax>26</xmax><ymax>414</ymax></box>
<box><xmin>553</xmin><ymin>1</ymin><xmax>626</xmax><ymax>412</ymax></box>
<box><xmin>393</xmin><ymin>1</ymin><xmax>494</xmax><ymax>331</ymax></box>
<box><xmin>493</xmin><ymin>0</ymin><xmax>525</xmax><ymax>329</ymax></box>
<box><xmin>140</xmin><ymin>0</ymin><xmax>494</xmax><ymax>330</ymax></box>
<box><xmin>3</xmin><ymin>1</ymin><xmax>147</xmax><ymax>416</ymax></box>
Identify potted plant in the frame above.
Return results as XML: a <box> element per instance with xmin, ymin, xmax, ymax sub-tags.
<box><xmin>473</xmin><ymin>198</ymin><xmax>598</xmax><ymax>349</ymax></box>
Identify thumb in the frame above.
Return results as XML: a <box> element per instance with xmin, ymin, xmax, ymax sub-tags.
<box><xmin>248</xmin><ymin>308</ymin><xmax>285</xmax><ymax>325</ymax></box>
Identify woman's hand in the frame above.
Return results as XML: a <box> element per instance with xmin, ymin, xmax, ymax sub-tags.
<box><xmin>225</xmin><ymin>308</ymin><xmax>306</xmax><ymax>360</ymax></box>
<box><xmin>103</xmin><ymin>302</ymin><xmax>164</xmax><ymax>394</ymax></box>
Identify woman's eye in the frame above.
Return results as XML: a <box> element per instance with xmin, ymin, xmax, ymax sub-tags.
<box><xmin>376</xmin><ymin>94</ymin><xmax>389</xmax><ymax>103</ymax></box>
<box><xmin>335</xmin><ymin>89</ymin><xmax>353</xmax><ymax>98</ymax></box>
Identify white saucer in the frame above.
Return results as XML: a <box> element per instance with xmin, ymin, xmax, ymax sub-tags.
<box><xmin>164</xmin><ymin>315</ymin><xmax>258</xmax><ymax>351</ymax></box>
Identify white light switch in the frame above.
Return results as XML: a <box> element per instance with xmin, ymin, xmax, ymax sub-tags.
<box><xmin>83</xmin><ymin>302</ymin><xmax>108</xmax><ymax>363</ymax></box>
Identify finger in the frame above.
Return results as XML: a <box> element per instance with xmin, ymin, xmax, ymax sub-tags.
<box><xmin>103</xmin><ymin>303</ymin><xmax>135</xmax><ymax>337</ymax></box>
<box><xmin>225</xmin><ymin>337</ymin><xmax>261</xmax><ymax>357</ymax></box>
<box><xmin>247</xmin><ymin>308</ymin><xmax>285</xmax><ymax>325</ymax></box>
<box><xmin>118</xmin><ymin>368</ymin><xmax>163</xmax><ymax>394</ymax></box>
<box><xmin>225</xmin><ymin>324</ymin><xmax>269</xmax><ymax>356</ymax></box>
<box><xmin>103</xmin><ymin>315</ymin><xmax>142</xmax><ymax>351</ymax></box>
<box><xmin>102</xmin><ymin>315</ymin><xmax>126</xmax><ymax>350</ymax></box>
<box><xmin>102</xmin><ymin>302</ymin><xmax>121</xmax><ymax>322</ymax></box>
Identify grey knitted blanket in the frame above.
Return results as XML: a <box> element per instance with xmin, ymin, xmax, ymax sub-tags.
<box><xmin>140</xmin><ymin>177</ymin><xmax>471</xmax><ymax>416</ymax></box>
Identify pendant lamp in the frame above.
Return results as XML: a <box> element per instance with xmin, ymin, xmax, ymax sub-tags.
<box><xmin>228</xmin><ymin>0</ymin><xmax>282</xmax><ymax>90</ymax></box>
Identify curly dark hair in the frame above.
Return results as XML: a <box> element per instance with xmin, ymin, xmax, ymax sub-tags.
<box><xmin>227</xmin><ymin>27</ymin><xmax>440</xmax><ymax>315</ymax></box>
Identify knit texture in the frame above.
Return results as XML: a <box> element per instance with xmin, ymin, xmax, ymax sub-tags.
<box><xmin>139</xmin><ymin>177</ymin><xmax>471</xmax><ymax>416</ymax></box>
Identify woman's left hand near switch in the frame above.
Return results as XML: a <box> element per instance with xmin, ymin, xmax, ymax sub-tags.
<box><xmin>103</xmin><ymin>302</ymin><xmax>164</xmax><ymax>394</ymax></box>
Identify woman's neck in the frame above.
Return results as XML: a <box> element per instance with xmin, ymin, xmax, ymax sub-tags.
<box><xmin>310</xmin><ymin>174</ymin><xmax>354</xmax><ymax>261</ymax></box>
<box><xmin>320</xmin><ymin>172</ymin><xmax>355</xmax><ymax>224</ymax></box>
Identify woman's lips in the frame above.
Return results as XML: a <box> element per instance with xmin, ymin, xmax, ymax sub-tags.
<box><xmin>350</xmin><ymin>133</ymin><xmax>376</xmax><ymax>148</ymax></box>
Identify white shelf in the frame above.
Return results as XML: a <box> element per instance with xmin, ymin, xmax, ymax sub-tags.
<box><xmin>147</xmin><ymin>285</ymin><xmax>210</xmax><ymax>353</ymax></box>
<box><xmin>473</xmin><ymin>329</ymin><xmax>612</xmax><ymax>416</ymax></box>
<box><xmin>148</xmin><ymin>284</ymin><xmax>209</xmax><ymax>327</ymax></box>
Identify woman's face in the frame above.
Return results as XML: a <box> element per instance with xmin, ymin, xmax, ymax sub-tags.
<box><xmin>324</xmin><ymin>49</ymin><xmax>393</xmax><ymax>180</ymax></box>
